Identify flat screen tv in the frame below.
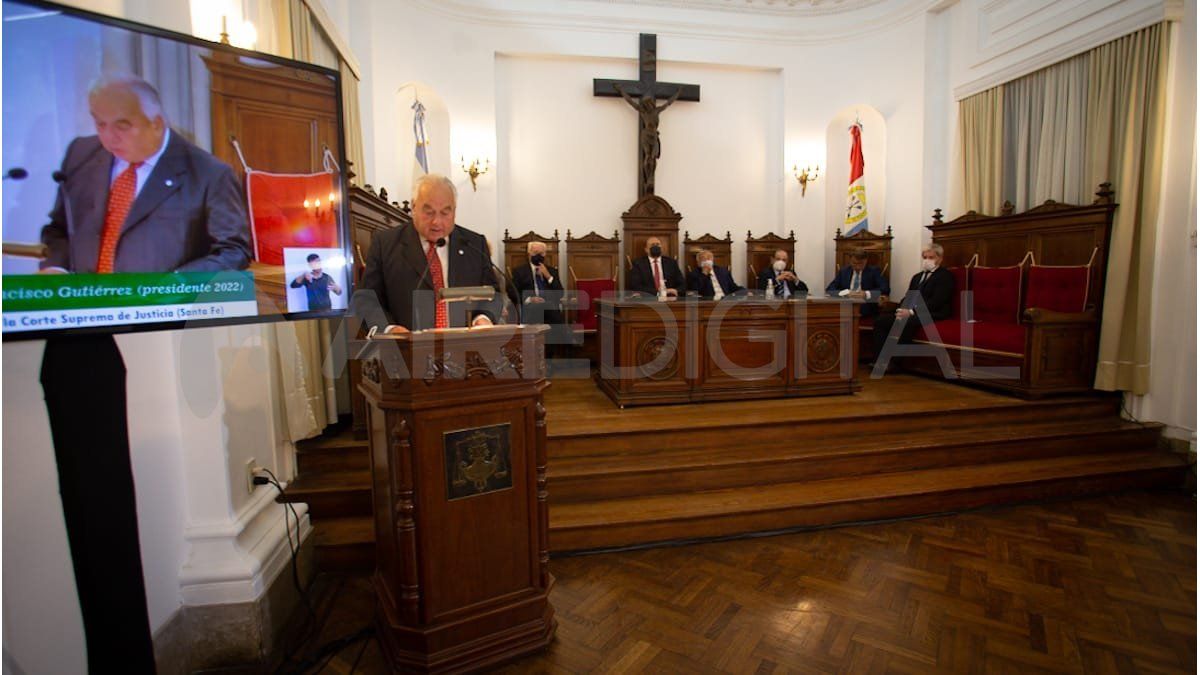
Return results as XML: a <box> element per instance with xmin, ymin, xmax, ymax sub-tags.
<box><xmin>1</xmin><ymin>0</ymin><xmax>351</xmax><ymax>340</ymax></box>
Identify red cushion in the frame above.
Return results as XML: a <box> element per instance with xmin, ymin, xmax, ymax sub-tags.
<box><xmin>947</xmin><ymin>267</ymin><xmax>970</xmax><ymax>320</ymax></box>
<box><xmin>573</xmin><ymin>278</ymin><xmax>615</xmax><ymax>331</ymax></box>
<box><xmin>917</xmin><ymin>319</ymin><xmax>1026</xmax><ymax>355</ymax></box>
<box><xmin>971</xmin><ymin>266</ymin><xmax>1023</xmax><ymax>324</ymax></box>
<box><xmin>1025</xmin><ymin>265</ymin><xmax>1089</xmax><ymax>313</ymax></box>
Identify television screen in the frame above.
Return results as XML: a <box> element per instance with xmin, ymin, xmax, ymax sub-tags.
<box><xmin>1</xmin><ymin>0</ymin><xmax>350</xmax><ymax>339</ymax></box>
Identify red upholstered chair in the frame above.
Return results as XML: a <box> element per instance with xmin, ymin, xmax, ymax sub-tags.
<box><xmin>571</xmin><ymin>277</ymin><xmax>615</xmax><ymax>332</ymax></box>
<box><xmin>1024</xmin><ymin>264</ymin><xmax>1091</xmax><ymax>313</ymax></box>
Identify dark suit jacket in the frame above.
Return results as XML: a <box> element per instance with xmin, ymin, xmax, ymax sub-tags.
<box><xmin>826</xmin><ymin>265</ymin><xmax>890</xmax><ymax>316</ymax></box>
<box><xmin>354</xmin><ymin>223</ymin><xmax>501</xmax><ymax>331</ymax></box>
<box><xmin>627</xmin><ymin>255</ymin><xmax>685</xmax><ymax>296</ymax></box>
<box><xmin>757</xmin><ymin>267</ymin><xmax>808</xmax><ymax>295</ymax></box>
<box><xmin>511</xmin><ymin>262</ymin><xmax>564</xmax><ymax>324</ymax></box>
<box><xmin>41</xmin><ymin>131</ymin><xmax>251</xmax><ymax>273</ymax></box>
<box><xmin>687</xmin><ymin>266</ymin><xmax>743</xmax><ymax>298</ymax></box>
<box><xmin>901</xmin><ymin>266</ymin><xmax>955</xmax><ymax>322</ymax></box>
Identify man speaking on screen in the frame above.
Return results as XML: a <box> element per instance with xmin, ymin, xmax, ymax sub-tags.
<box><xmin>39</xmin><ymin>73</ymin><xmax>252</xmax><ymax>274</ymax></box>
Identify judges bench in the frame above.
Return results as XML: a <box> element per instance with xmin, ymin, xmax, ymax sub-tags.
<box><xmin>901</xmin><ymin>184</ymin><xmax>1116</xmax><ymax>398</ymax></box>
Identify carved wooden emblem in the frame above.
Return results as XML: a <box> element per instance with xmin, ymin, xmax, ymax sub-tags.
<box><xmin>807</xmin><ymin>330</ymin><xmax>840</xmax><ymax>373</ymax></box>
<box><xmin>423</xmin><ymin>348</ymin><xmax>523</xmax><ymax>384</ymax></box>
<box><xmin>638</xmin><ymin>336</ymin><xmax>679</xmax><ymax>380</ymax></box>
<box><xmin>444</xmin><ymin>423</ymin><xmax>512</xmax><ymax>500</ymax></box>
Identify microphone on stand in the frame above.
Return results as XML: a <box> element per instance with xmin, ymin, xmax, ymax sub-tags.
<box><xmin>3</xmin><ymin>167</ymin><xmax>28</xmax><ymax>180</ymax></box>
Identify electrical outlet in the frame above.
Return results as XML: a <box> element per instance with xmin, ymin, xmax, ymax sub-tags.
<box><xmin>245</xmin><ymin>458</ymin><xmax>259</xmax><ymax>494</ymax></box>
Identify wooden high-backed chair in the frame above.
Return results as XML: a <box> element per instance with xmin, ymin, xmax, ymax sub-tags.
<box><xmin>745</xmin><ymin>231</ymin><xmax>796</xmax><ymax>290</ymax></box>
<box><xmin>564</xmin><ymin>230</ymin><xmax>620</xmax><ymax>363</ymax></box>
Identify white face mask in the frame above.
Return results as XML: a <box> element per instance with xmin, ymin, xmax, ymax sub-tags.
<box><xmin>772</xmin><ymin>259</ymin><xmax>787</xmax><ymax>272</ymax></box>
<box><xmin>921</xmin><ymin>258</ymin><xmax>937</xmax><ymax>272</ymax></box>
<box><xmin>700</xmin><ymin>260</ymin><xmax>714</xmax><ymax>270</ymax></box>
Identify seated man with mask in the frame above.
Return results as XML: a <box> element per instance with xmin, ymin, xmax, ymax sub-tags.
<box><xmin>628</xmin><ymin>236</ymin><xmax>685</xmax><ymax>298</ymax></box>
<box><xmin>511</xmin><ymin>240</ymin><xmax>564</xmax><ymax>325</ymax></box>
<box><xmin>757</xmin><ymin>248</ymin><xmax>808</xmax><ymax>298</ymax></box>
<box><xmin>686</xmin><ymin>249</ymin><xmax>743</xmax><ymax>299</ymax></box>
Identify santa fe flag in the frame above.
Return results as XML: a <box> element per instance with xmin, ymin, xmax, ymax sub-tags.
<box><xmin>844</xmin><ymin>123</ymin><xmax>869</xmax><ymax>236</ymax></box>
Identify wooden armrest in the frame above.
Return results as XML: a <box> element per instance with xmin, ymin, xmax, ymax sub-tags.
<box><xmin>1023</xmin><ymin>307</ymin><xmax>1097</xmax><ymax>324</ymax></box>
<box><xmin>878</xmin><ymin>299</ymin><xmax>899</xmax><ymax>312</ymax></box>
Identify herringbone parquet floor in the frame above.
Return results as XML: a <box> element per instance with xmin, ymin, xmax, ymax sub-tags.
<box><xmin>284</xmin><ymin>490</ymin><xmax>1196</xmax><ymax>674</ymax></box>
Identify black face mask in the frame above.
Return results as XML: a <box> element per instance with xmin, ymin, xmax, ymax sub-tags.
<box><xmin>649</xmin><ymin>245</ymin><xmax>662</xmax><ymax>258</ymax></box>
<box><xmin>530</xmin><ymin>253</ymin><xmax>545</xmax><ymax>266</ymax></box>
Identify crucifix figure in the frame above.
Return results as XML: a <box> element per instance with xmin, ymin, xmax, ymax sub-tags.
<box><xmin>594</xmin><ymin>34</ymin><xmax>700</xmax><ymax>198</ymax></box>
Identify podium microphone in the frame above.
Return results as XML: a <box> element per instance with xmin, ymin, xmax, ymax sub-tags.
<box><xmin>3</xmin><ymin>167</ymin><xmax>28</xmax><ymax>180</ymax></box>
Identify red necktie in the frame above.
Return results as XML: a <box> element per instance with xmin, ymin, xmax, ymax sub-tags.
<box><xmin>426</xmin><ymin>241</ymin><xmax>448</xmax><ymax>329</ymax></box>
<box><xmin>96</xmin><ymin>162</ymin><xmax>142</xmax><ymax>273</ymax></box>
<box><xmin>653</xmin><ymin>259</ymin><xmax>663</xmax><ymax>292</ymax></box>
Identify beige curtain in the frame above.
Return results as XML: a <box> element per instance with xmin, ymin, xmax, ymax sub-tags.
<box><xmin>1087</xmin><ymin>24</ymin><xmax>1168</xmax><ymax>393</ymax></box>
<box><xmin>959</xmin><ymin>88</ymin><xmax>1004</xmax><ymax>213</ymax></box>
<box><xmin>1003</xmin><ymin>56</ymin><xmax>1090</xmax><ymax>210</ymax></box>
<box><xmin>262</xmin><ymin>0</ymin><xmax>366</xmax><ymax>442</ymax></box>
<box><xmin>340</xmin><ymin>60</ymin><xmax>366</xmax><ymax>187</ymax></box>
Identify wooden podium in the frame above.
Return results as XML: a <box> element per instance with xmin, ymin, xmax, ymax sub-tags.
<box><xmin>358</xmin><ymin>325</ymin><xmax>556</xmax><ymax>672</ymax></box>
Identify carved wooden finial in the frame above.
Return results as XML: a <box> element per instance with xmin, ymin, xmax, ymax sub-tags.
<box><xmin>683</xmin><ymin>230</ymin><xmax>690</xmax><ymax>241</ymax></box>
<box><xmin>566</xmin><ymin>229</ymin><xmax>573</xmax><ymax>239</ymax></box>
<box><xmin>378</xmin><ymin>187</ymin><xmax>388</xmax><ymax>202</ymax></box>
<box><xmin>885</xmin><ymin>225</ymin><xmax>893</xmax><ymax>236</ymax></box>
<box><xmin>1001</xmin><ymin>200</ymin><xmax>1014</xmax><ymax>216</ymax></box>
<box><xmin>364</xmin><ymin>183</ymin><xmax>374</xmax><ymax>193</ymax></box>
<box><xmin>932</xmin><ymin>208</ymin><xmax>944</xmax><ymax>225</ymax></box>
<box><xmin>747</xmin><ymin>230</ymin><xmax>753</xmax><ymax>241</ymax></box>
<box><xmin>725</xmin><ymin>231</ymin><xmax>731</xmax><ymax>242</ymax></box>
<box><xmin>401</xmin><ymin>200</ymin><xmax>411</xmax><ymax>214</ymax></box>
<box><xmin>1094</xmin><ymin>182</ymin><xmax>1115</xmax><ymax>205</ymax></box>
<box><xmin>835</xmin><ymin>228</ymin><xmax>842</xmax><ymax>238</ymax></box>
<box><xmin>788</xmin><ymin>230</ymin><xmax>795</xmax><ymax>241</ymax></box>
<box><xmin>503</xmin><ymin>229</ymin><xmax>510</xmax><ymax>240</ymax></box>
<box><xmin>553</xmin><ymin>229</ymin><xmax>560</xmax><ymax>241</ymax></box>
<box><xmin>613</xmin><ymin>229</ymin><xmax>621</xmax><ymax>241</ymax></box>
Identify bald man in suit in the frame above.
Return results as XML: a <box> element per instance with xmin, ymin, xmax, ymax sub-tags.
<box><xmin>40</xmin><ymin>73</ymin><xmax>251</xmax><ymax>273</ymax></box>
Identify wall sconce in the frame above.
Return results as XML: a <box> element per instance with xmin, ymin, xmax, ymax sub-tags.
<box><xmin>793</xmin><ymin>164</ymin><xmax>819</xmax><ymax>197</ymax></box>
<box><xmin>460</xmin><ymin>156</ymin><xmax>490</xmax><ymax>192</ymax></box>
<box><xmin>302</xmin><ymin>191</ymin><xmax>337</xmax><ymax>219</ymax></box>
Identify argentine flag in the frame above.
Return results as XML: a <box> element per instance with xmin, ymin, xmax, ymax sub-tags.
<box><xmin>844</xmin><ymin>122</ymin><xmax>869</xmax><ymax>236</ymax></box>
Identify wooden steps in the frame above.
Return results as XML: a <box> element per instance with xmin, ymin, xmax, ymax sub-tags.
<box><xmin>281</xmin><ymin>372</ymin><xmax>1189</xmax><ymax>565</ymax></box>
<box><xmin>279</xmin><ymin>427</ymin><xmax>373</xmax><ymax>573</ymax></box>
<box><xmin>549</xmin><ymin>419</ymin><xmax>1161</xmax><ymax>503</ymax></box>
<box><xmin>549</xmin><ymin>450</ymin><xmax>1186</xmax><ymax>552</ymax></box>
<box><xmin>544</xmin><ymin>373</ymin><xmax>1187</xmax><ymax>553</ymax></box>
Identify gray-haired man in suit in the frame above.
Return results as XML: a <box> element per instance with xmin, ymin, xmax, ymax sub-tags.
<box><xmin>40</xmin><ymin>73</ymin><xmax>251</xmax><ymax>273</ymax></box>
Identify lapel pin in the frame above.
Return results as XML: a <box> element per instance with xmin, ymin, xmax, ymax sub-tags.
<box><xmin>165</xmin><ymin>179</ymin><xmax>174</xmax><ymax>187</ymax></box>
<box><xmin>458</xmin><ymin>249</ymin><xmax>464</xmax><ymax>255</ymax></box>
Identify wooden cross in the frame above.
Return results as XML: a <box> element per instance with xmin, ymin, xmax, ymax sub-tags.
<box><xmin>594</xmin><ymin>33</ymin><xmax>700</xmax><ymax>198</ymax></box>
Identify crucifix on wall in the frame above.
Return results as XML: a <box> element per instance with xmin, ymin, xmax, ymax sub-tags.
<box><xmin>593</xmin><ymin>34</ymin><xmax>700</xmax><ymax>198</ymax></box>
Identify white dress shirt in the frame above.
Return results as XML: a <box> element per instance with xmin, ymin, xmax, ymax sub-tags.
<box><xmin>707</xmin><ymin>271</ymin><xmax>724</xmax><ymax>300</ymax></box>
